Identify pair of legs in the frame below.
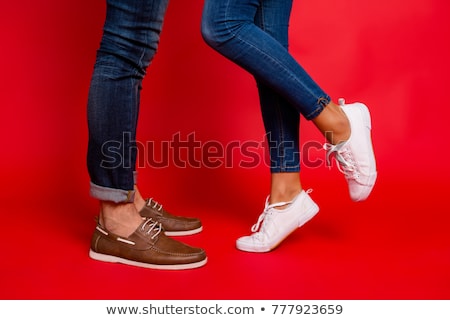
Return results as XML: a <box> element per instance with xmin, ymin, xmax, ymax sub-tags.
<box><xmin>87</xmin><ymin>0</ymin><xmax>206</xmax><ymax>269</ymax></box>
<box><xmin>202</xmin><ymin>0</ymin><xmax>376</xmax><ymax>251</ymax></box>
<box><xmin>202</xmin><ymin>0</ymin><xmax>351</xmax><ymax>204</ymax></box>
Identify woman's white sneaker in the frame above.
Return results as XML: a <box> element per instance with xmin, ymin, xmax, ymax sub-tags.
<box><xmin>236</xmin><ymin>190</ymin><xmax>319</xmax><ymax>253</ymax></box>
<box><xmin>324</xmin><ymin>98</ymin><xmax>377</xmax><ymax>202</ymax></box>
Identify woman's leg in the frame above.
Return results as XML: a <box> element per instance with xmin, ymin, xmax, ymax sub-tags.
<box><xmin>214</xmin><ymin>0</ymin><xmax>317</xmax><ymax>253</ymax></box>
<box><xmin>201</xmin><ymin>0</ymin><xmax>330</xmax><ymax>120</ymax></box>
<box><xmin>202</xmin><ymin>0</ymin><xmax>376</xmax><ymax>203</ymax></box>
<box><xmin>253</xmin><ymin>0</ymin><xmax>302</xmax><ymax>204</ymax></box>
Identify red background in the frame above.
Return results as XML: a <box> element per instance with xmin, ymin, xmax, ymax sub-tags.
<box><xmin>0</xmin><ymin>0</ymin><xmax>449</xmax><ymax>299</ymax></box>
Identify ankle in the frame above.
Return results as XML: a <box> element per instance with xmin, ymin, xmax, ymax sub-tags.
<box><xmin>329</xmin><ymin>120</ymin><xmax>350</xmax><ymax>145</ymax></box>
<box><xmin>270</xmin><ymin>172</ymin><xmax>302</xmax><ymax>207</ymax></box>
<box><xmin>328</xmin><ymin>110</ymin><xmax>351</xmax><ymax>144</ymax></box>
<box><xmin>100</xmin><ymin>201</ymin><xmax>143</xmax><ymax>237</ymax></box>
<box><xmin>133</xmin><ymin>185</ymin><xmax>146</xmax><ymax>211</ymax></box>
<box><xmin>314</xmin><ymin>102</ymin><xmax>351</xmax><ymax>144</ymax></box>
<box><xmin>270</xmin><ymin>188</ymin><xmax>302</xmax><ymax>207</ymax></box>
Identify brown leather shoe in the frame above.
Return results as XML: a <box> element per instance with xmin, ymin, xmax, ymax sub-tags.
<box><xmin>139</xmin><ymin>198</ymin><xmax>203</xmax><ymax>236</ymax></box>
<box><xmin>89</xmin><ymin>219</ymin><xmax>207</xmax><ymax>270</ymax></box>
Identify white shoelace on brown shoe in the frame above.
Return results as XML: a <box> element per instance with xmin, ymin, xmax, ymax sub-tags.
<box><xmin>141</xmin><ymin>218</ymin><xmax>162</xmax><ymax>239</ymax></box>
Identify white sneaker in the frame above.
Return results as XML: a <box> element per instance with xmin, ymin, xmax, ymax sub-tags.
<box><xmin>236</xmin><ymin>190</ymin><xmax>319</xmax><ymax>253</ymax></box>
<box><xmin>324</xmin><ymin>98</ymin><xmax>377</xmax><ymax>201</ymax></box>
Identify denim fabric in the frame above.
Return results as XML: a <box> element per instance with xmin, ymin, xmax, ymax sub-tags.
<box><xmin>87</xmin><ymin>0</ymin><xmax>170</xmax><ymax>202</ymax></box>
<box><xmin>201</xmin><ymin>0</ymin><xmax>330</xmax><ymax>172</ymax></box>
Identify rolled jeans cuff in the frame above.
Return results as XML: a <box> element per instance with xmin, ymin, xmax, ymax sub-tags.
<box><xmin>305</xmin><ymin>96</ymin><xmax>331</xmax><ymax>120</ymax></box>
<box><xmin>90</xmin><ymin>182</ymin><xmax>135</xmax><ymax>203</ymax></box>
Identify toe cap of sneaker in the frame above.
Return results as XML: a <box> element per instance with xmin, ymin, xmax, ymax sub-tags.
<box><xmin>348</xmin><ymin>172</ymin><xmax>377</xmax><ymax>201</ymax></box>
<box><xmin>236</xmin><ymin>236</ymin><xmax>271</xmax><ymax>253</ymax></box>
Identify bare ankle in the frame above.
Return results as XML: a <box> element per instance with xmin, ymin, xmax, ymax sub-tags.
<box><xmin>100</xmin><ymin>201</ymin><xmax>143</xmax><ymax>237</ymax></box>
<box><xmin>270</xmin><ymin>172</ymin><xmax>302</xmax><ymax>207</ymax></box>
<box><xmin>314</xmin><ymin>102</ymin><xmax>351</xmax><ymax>145</ymax></box>
<box><xmin>270</xmin><ymin>189</ymin><xmax>302</xmax><ymax>206</ymax></box>
<box><xmin>133</xmin><ymin>185</ymin><xmax>146</xmax><ymax>211</ymax></box>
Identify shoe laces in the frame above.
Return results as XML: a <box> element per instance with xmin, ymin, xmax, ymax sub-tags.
<box><xmin>147</xmin><ymin>198</ymin><xmax>163</xmax><ymax>211</ymax></box>
<box><xmin>324</xmin><ymin>143</ymin><xmax>360</xmax><ymax>180</ymax></box>
<box><xmin>251</xmin><ymin>197</ymin><xmax>292</xmax><ymax>234</ymax></box>
<box><xmin>141</xmin><ymin>218</ymin><xmax>162</xmax><ymax>239</ymax></box>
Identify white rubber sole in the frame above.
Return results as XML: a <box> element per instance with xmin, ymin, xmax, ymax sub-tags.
<box><xmin>89</xmin><ymin>250</ymin><xmax>207</xmax><ymax>270</ymax></box>
<box><xmin>164</xmin><ymin>226</ymin><xmax>203</xmax><ymax>237</ymax></box>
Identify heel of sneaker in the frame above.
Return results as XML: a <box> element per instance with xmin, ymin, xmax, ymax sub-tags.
<box><xmin>298</xmin><ymin>202</ymin><xmax>319</xmax><ymax>227</ymax></box>
<box><xmin>340</xmin><ymin>99</ymin><xmax>372</xmax><ymax>130</ymax></box>
<box><xmin>356</xmin><ymin>102</ymin><xmax>372</xmax><ymax>130</ymax></box>
<box><xmin>297</xmin><ymin>192</ymin><xmax>319</xmax><ymax>227</ymax></box>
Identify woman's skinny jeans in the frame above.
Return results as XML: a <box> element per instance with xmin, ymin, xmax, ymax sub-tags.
<box><xmin>201</xmin><ymin>0</ymin><xmax>331</xmax><ymax>173</ymax></box>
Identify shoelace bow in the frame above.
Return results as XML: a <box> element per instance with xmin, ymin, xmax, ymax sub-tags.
<box><xmin>147</xmin><ymin>198</ymin><xmax>163</xmax><ymax>211</ymax></box>
<box><xmin>141</xmin><ymin>218</ymin><xmax>162</xmax><ymax>239</ymax></box>
<box><xmin>323</xmin><ymin>143</ymin><xmax>360</xmax><ymax>180</ymax></box>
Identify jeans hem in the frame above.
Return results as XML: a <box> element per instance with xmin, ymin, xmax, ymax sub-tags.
<box><xmin>90</xmin><ymin>182</ymin><xmax>135</xmax><ymax>203</ymax></box>
<box><xmin>305</xmin><ymin>96</ymin><xmax>330</xmax><ymax>120</ymax></box>
<box><xmin>270</xmin><ymin>166</ymin><xmax>300</xmax><ymax>173</ymax></box>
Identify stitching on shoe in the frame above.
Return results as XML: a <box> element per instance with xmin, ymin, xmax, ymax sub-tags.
<box><xmin>117</xmin><ymin>237</ymin><xmax>136</xmax><ymax>245</ymax></box>
<box><xmin>94</xmin><ymin>234</ymin><xmax>101</xmax><ymax>251</ymax></box>
<box><xmin>96</xmin><ymin>226</ymin><xmax>108</xmax><ymax>236</ymax></box>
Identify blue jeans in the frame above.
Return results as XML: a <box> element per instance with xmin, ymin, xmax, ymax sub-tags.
<box><xmin>87</xmin><ymin>0</ymin><xmax>170</xmax><ymax>203</ymax></box>
<box><xmin>201</xmin><ymin>0</ymin><xmax>330</xmax><ymax>173</ymax></box>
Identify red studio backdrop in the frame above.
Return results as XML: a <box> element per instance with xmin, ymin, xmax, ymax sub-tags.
<box><xmin>0</xmin><ymin>0</ymin><xmax>449</xmax><ymax>299</ymax></box>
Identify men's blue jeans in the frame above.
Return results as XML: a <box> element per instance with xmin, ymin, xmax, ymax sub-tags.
<box><xmin>87</xmin><ymin>0</ymin><xmax>170</xmax><ymax>203</ymax></box>
<box><xmin>201</xmin><ymin>0</ymin><xmax>330</xmax><ymax>172</ymax></box>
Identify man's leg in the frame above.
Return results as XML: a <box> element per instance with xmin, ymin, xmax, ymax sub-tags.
<box><xmin>87</xmin><ymin>0</ymin><xmax>206</xmax><ymax>269</ymax></box>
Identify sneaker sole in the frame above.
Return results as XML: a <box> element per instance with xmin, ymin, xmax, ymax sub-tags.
<box><xmin>164</xmin><ymin>226</ymin><xmax>203</xmax><ymax>237</ymax></box>
<box><xmin>89</xmin><ymin>250</ymin><xmax>207</xmax><ymax>270</ymax></box>
<box><xmin>236</xmin><ymin>204</ymin><xmax>319</xmax><ymax>253</ymax></box>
